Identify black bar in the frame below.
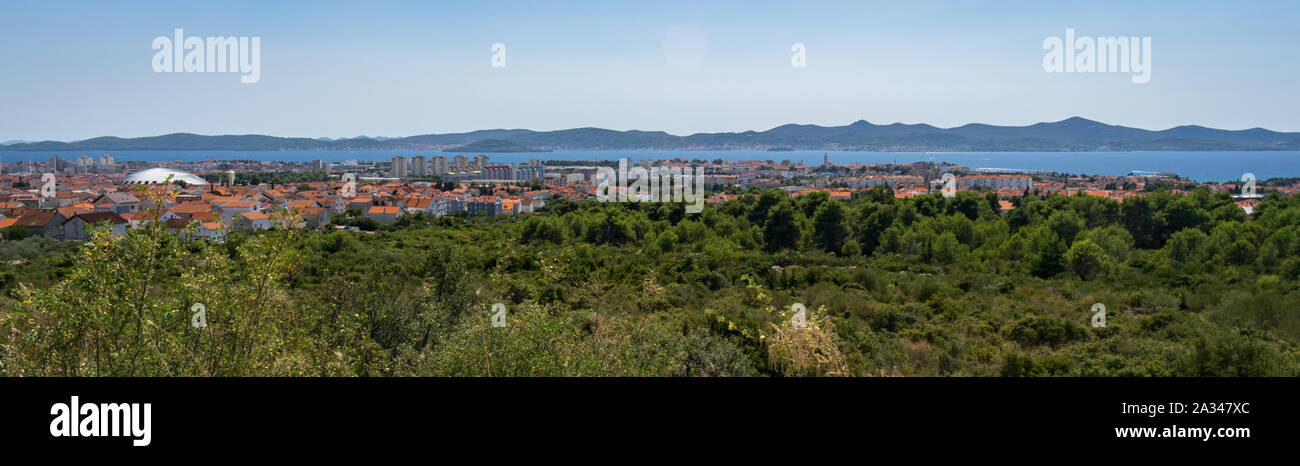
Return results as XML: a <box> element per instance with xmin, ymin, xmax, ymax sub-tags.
<box><xmin>2</xmin><ymin>377</ymin><xmax>1292</xmax><ymax>454</ymax></box>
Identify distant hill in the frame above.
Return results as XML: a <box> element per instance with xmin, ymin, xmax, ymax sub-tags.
<box><xmin>444</xmin><ymin>139</ymin><xmax>550</xmax><ymax>153</ymax></box>
<box><xmin>318</xmin><ymin>135</ymin><xmax>397</xmax><ymax>142</ymax></box>
<box><xmin>3</xmin><ymin>117</ymin><xmax>1298</xmax><ymax>152</ymax></box>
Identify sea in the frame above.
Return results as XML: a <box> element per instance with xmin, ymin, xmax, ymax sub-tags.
<box><xmin>2</xmin><ymin>149</ymin><xmax>1297</xmax><ymax>183</ymax></box>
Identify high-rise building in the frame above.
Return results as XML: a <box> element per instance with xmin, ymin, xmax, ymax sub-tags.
<box><xmin>98</xmin><ymin>154</ymin><xmax>115</xmax><ymax>166</ymax></box>
<box><xmin>411</xmin><ymin>156</ymin><xmax>428</xmax><ymax>177</ymax></box>
<box><xmin>76</xmin><ymin>155</ymin><xmax>93</xmax><ymax>173</ymax></box>
<box><xmin>452</xmin><ymin>155</ymin><xmax>468</xmax><ymax>170</ymax></box>
<box><xmin>391</xmin><ymin>156</ymin><xmax>408</xmax><ymax>178</ymax></box>
<box><xmin>528</xmin><ymin>159</ymin><xmax>542</xmax><ymax>167</ymax></box>
<box><xmin>432</xmin><ymin>156</ymin><xmax>448</xmax><ymax>175</ymax></box>
<box><xmin>473</xmin><ymin>155</ymin><xmax>490</xmax><ymax>169</ymax></box>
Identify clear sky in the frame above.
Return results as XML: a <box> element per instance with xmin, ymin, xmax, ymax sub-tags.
<box><xmin>1</xmin><ymin>0</ymin><xmax>1296</xmax><ymax>141</ymax></box>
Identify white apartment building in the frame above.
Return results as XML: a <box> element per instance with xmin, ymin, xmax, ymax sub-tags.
<box><xmin>958</xmin><ymin>175</ymin><xmax>1033</xmax><ymax>190</ymax></box>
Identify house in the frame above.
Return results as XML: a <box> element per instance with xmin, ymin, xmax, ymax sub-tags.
<box><xmin>120</xmin><ymin>212</ymin><xmax>153</xmax><ymax>229</ymax></box>
<box><xmin>403</xmin><ymin>198</ymin><xmax>433</xmax><ymax>216</ymax></box>
<box><xmin>501</xmin><ymin>199</ymin><xmax>519</xmax><ymax>214</ymax></box>
<box><xmin>194</xmin><ymin>222</ymin><xmax>228</xmax><ymax>242</ymax></box>
<box><xmin>467</xmin><ymin>196</ymin><xmax>502</xmax><ymax>216</ymax></box>
<box><xmin>165</xmin><ymin>217</ymin><xmax>194</xmax><ymax>234</ymax></box>
<box><xmin>347</xmin><ymin>196</ymin><xmax>373</xmax><ymax>213</ymax></box>
<box><xmin>93</xmin><ymin>192</ymin><xmax>142</xmax><ymax>214</ymax></box>
<box><xmin>0</xmin><ymin>217</ymin><xmax>19</xmax><ymax>236</ymax></box>
<box><xmin>189</xmin><ymin>211</ymin><xmax>219</xmax><ymax>223</ymax></box>
<box><xmin>218</xmin><ymin>200</ymin><xmax>262</xmax><ymax>223</ymax></box>
<box><xmin>171</xmin><ymin>202</ymin><xmax>215</xmax><ymax>219</ymax></box>
<box><xmin>11</xmin><ymin>193</ymin><xmax>40</xmax><ymax>208</ymax></box>
<box><xmin>365</xmin><ymin>205</ymin><xmax>403</xmax><ymax>224</ymax></box>
<box><xmin>232</xmin><ymin>211</ymin><xmax>272</xmax><ymax>231</ymax></box>
<box><xmin>17</xmin><ymin>211</ymin><xmax>68</xmax><ymax>238</ymax></box>
<box><xmin>287</xmin><ymin>199</ymin><xmax>321</xmax><ymax>212</ymax></box>
<box><xmin>63</xmin><ymin>212</ymin><xmax>128</xmax><ymax>240</ymax></box>
<box><xmin>55</xmin><ymin>205</ymin><xmax>93</xmax><ymax>220</ymax></box>
<box><xmin>268</xmin><ymin>211</ymin><xmax>307</xmax><ymax>229</ymax></box>
<box><xmin>517</xmin><ymin>196</ymin><xmax>537</xmax><ymax>214</ymax></box>
<box><xmin>299</xmin><ymin>207</ymin><xmax>331</xmax><ymax>228</ymax></box>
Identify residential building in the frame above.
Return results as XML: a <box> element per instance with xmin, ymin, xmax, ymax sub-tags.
<box><xmin>232</xmin><ymin>211</ymin><xmax>273</xmax><ymax>231</ymax></box>
<box><xmin>958</xmin><ymin>175</ymin><xmax>1033</xmax><ymax>190</ymax></box>
<box><xmin>92</xmin><ymin>192</ymin><xmax>142</xmax><ymax>214</ymax></box>
<box><xmin>432</xmin><ymin>156</ymin><xmax>448</xmax><ymax>176</ymax></box>
<box><xmin>63</xmin><ymin>212</ymin><xmax>128</xmax><ymax>240</ymax></box>
<box><xmin>365</xmin><ymin>205</ymin><xmax>403</xmax><ymax>224</ymax></box>
<box><xmin>218</xmin><ymin>200</ymin><xmax>262</xmax><ymax>223</ymax></box>
<box><xmin>17</xmin><ymin>211</ymin><xmax>67</xmax><ymax>238</ymax></box>
<box><xmin>411</xmin><ymin>156</ymin><xmax>427</xmax><ymax>178</ymax></box>
<box><xmin>391</xmin><ymin>156</ymin><xmax>408</xmax><ymax>178</ymax></box>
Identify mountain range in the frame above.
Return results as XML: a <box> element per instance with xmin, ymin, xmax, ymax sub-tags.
<box><xmin>3</xmin><ymin>117</ymin><xmax>1298</xmax><ymax>152</ymax></box>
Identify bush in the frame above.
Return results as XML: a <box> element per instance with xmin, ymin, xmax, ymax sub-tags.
<box><xmin>1064</xmin><ymin>239</ymin><xmax>1109</xmax><ymax>280</ymax></box>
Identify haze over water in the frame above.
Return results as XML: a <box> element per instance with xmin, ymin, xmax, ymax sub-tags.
<box><xmin>2</xmin><ymin>150</ymin><xmax>1296</xmax><ymax>183</ymax></box>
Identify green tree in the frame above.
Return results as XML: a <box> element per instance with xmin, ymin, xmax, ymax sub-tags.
<box><xmin>812</xmin><ymin>200</ymin><xmax>849</xmax><ymax>253</ymax></box>
<box><xmin>1029</xmin><ymin>228</ymin><xmax>1066</xmax><ymax>278</ymax></box>
<box><xmin>1122</xmin><ymin>195</ymin><xmax>1166</xmax><ymax>248</ymax></box>
<box><xmin>1064</xmin><ymin>239</ymin><xmax>1108</xmax><ymax>280</ymax></box>
<box><xmin>2</xmin><ymin>224</ymin><xmax>30</xmax><ymax>241</ymax></box>
<box><xmin>763</xmin><ymin>201</ymin><xmax>801</xmax><ymax>252</ymax></box>
<box><xmin>1046</xmin><ymin>209</ymin><xmax>1085</xmax><ymax>245</ymax></box>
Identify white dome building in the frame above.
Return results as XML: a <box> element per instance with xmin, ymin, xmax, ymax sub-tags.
<box><xmin>118</xmin><ymin>167</ymin><xmax>209</xmax><ymax>185</ymax></box>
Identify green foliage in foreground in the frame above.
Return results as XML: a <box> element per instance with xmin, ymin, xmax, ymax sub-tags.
<box><xmin>2</xmin><ymin>185</ymin><xmax>1300</xmax><ymax>376</ymax></box>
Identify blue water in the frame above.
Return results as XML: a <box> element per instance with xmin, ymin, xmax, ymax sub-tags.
<box><xmin>2</xmin><ymin>149</ymin><xmax>1296</xmax><ymax>183</ymax></box>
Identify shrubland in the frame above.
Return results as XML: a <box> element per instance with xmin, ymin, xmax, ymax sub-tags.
<box><xmin>3</xmin><ymin>185</ymin><xmax>1298</xmax><ymax>376</ymax></box>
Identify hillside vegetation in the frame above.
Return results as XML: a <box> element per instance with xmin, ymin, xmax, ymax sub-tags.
<box><xmin>2</xmin><ymin>185</ymin><xmax>1299</xmax><ymax>376</ymax></box>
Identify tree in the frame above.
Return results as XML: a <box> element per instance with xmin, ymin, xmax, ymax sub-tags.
<box><xmin>763</xmin><ymin>201</ymin><xmax>800</xmax><ymax>252</ymax></box>
<box><xmin>1164</xmin><ymin>229</ymin><xmax>1208</xmax><ymax>264</ymax></box>
<box><xmin>852</xmin><ymin>202</ymin><xmax>896</xmax><ymax>255</ymax></box>
<box><xmin>930</xmin><ymin>231</ymin><xmax>964</xmax><ymax>264</ymax></box>
<box><xmin>352</xmin><ymin>217</ymin><xmax>379</xmax><ymax>231</ymax></box>
<box><xmin>1029</xmin><ymin>228</ymin><xmax>1066</xmax><ymax>278</ymax></box>
<box><xmin>1164</xmin><ymin>197</ymin><xmax>1209</xmax><ymax>234</ymax></box>
<box><xmin>812</xmin><ymin>200</ymin><xmax>848</xmax><ymax>253</ymax></box>
<box><xmin>1046</xmin><ymin>209</ymin><xmax>1085</xmax><ymax>245</ymax></box>
<box><xmin>798</xmin><ymin>191</ymin><xmax>829</xmax><ymax>218</ymax></box>
<box><xmin>840</xmin><ymin>238</ymin><xmax>861</xmax><ymax>256</ymax></box>
<box><xmin>1122</xmin><ymin>196</ymin><xmax>1166</xmax><ymax>248</ymax></box>
<box><xmin>1064</xmin><ymin>239</ymin><xmax>1108</xmax><ymax>280</ymax></box>
<box><xmin>749</xmin><ymin>190</ymin><xmax>784</xmax><ymax>225</ymax></box>
<box><xmin>2</xmin><ymin>224</ymin><xmax>30</xmax><ymax>241</ymax></box>
<box><xmin>1076</xmin><ymin>226</ymin><xmax>1134</xmax><ymax>262</ymax></box>
<box><xmin>655</xmin><ymin>230</ymin><xmax>679</xmax><ymax>254</ymax></box>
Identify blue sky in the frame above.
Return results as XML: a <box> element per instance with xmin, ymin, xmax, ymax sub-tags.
<box><xmin>1</xmin><ymin>0</ymin><xmax>1296</xmax><ymax>141</ymax></box>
